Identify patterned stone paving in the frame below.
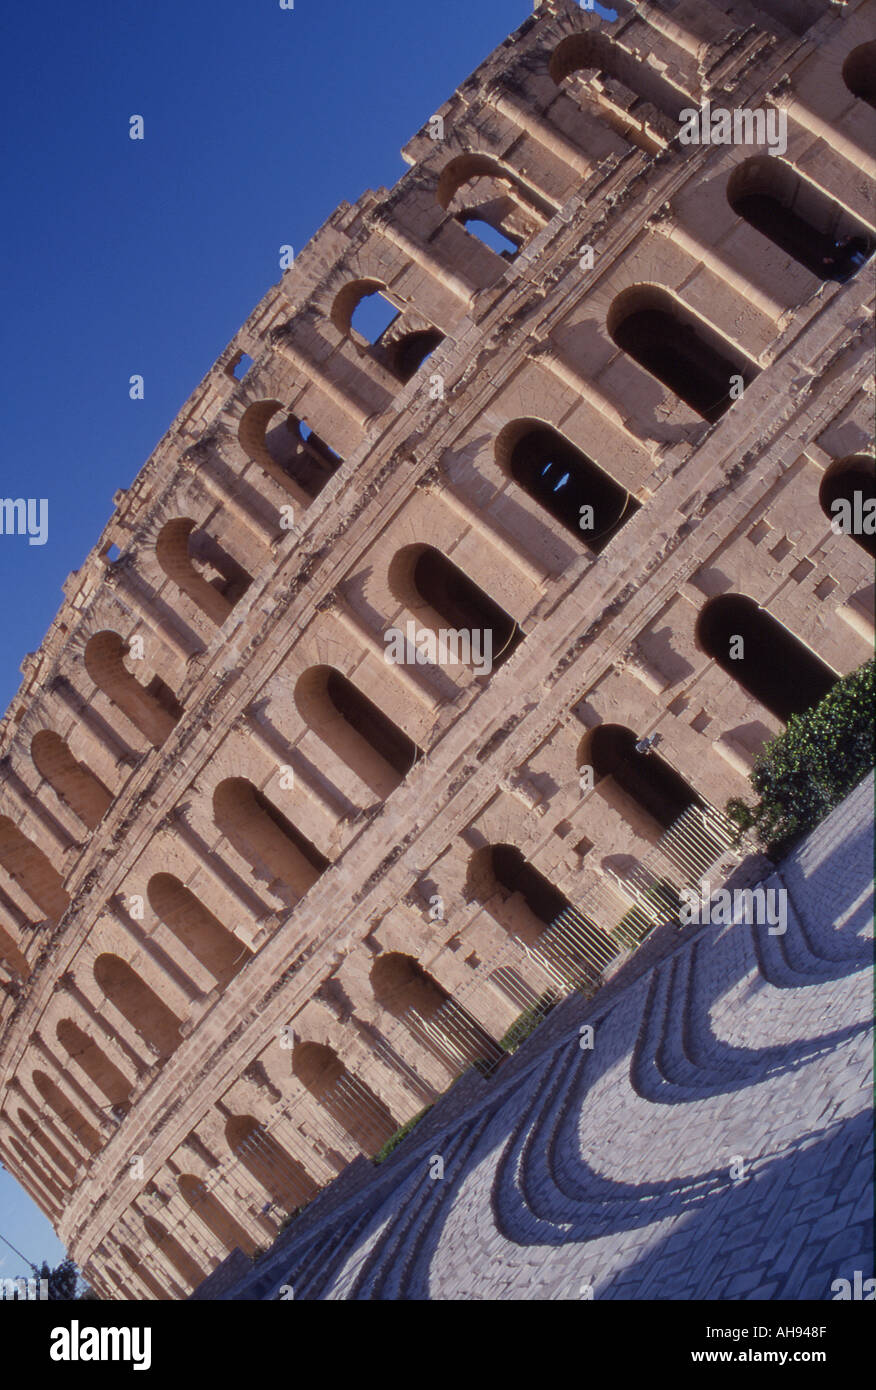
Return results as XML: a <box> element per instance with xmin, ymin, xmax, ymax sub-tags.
<box><xmin>218</xmin><ymin>774</ymin><xmax>874</xmax><ymax>1301</ymax></box>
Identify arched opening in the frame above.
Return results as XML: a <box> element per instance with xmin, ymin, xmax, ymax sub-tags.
<box><xmin>30</xmin><ymin>731</ymin><xmax>113</xmax><ymax>829</ymax></box>
<box><xmin>697</xmin><ymin>594</ymin><xmax>838</xmax><ymax>723</ymax></box>
<box><xmin>238</xmin><ymin>401</ymin><xmax>342</xmax><ymax>502</ymax></box>
<box><xmin>438</xmin><ymin>153</ymin><xmax>552</xmax><ymax>252</ymax></box>
<box><xmin>819</xmin><ymin>454</ymin><xmax>876</xmax><ymax>559</ymax></box>
<box><xmin>549</xmin><ymin>30</ymin><xmax>688</xmax><ymax>151</ymax></box>
<box><xmin>56</xmin><ymin>1019</ymin><xmax>133</xmax><ymax>1113</ymax></box>
<box><xmin>843</xmin><ymin>42</ymin><xmax>876</xmax><ymax>109</ymax></box>
<box><xmin>213</xmin><ymin>778</ymin><xmax>330</xmax><ymax>899</ymax></box>
<box><xmin>386</xmin><ymin>329</ymin><xmax>444</xmax><ymax>383</ymax></box>
<box><xmin>608</xmin><ymin>286</ymin><xmax>758</xmax><ymax>422</ymax></box>
<box><xmin>225</xmin><ymin>1114</ymin><xmax>318</xmax><ymax>1212</ymax></box>
<box><xmin>389</xmin><ymin>544</ymin><xmax>524</xmax><ymax>671</ymax></box>
<box><xmin>119</xmin><ymin>1245</ymin><xmax>168</xmax><ymax>1301</ymax></box>
<box><xmin>147</xmin><ymin>874</ymin><xmax>251</xmax><ymax>988</ymax></box>
<box><xmin>585</xmin><ymin>724</ymin><xmax>702</xmax><ymax>831</ymax></box>
<box><xmin>727</xmin><ymin>157</ymin><xmax>875</xmax><ymax>283</ymax></box>
<box><xmin>458</xmin><ymin>216</ymin><xmax>520</xmax><ymax>259</ymax></box>
<box><xmin>467</xmin><ymin>844</ymin><xmax>616</xmax><ymax>986</ymax></box>
<box><xmin>294</xmin><ymin>666</ymin><xmax>420</xmax><ymax>798</ymax></box>
<box><xmin>7</xmin><ymin>1136</ymin><xmax>64</xmax><ymax>1207</ymax></box>
<box><xmin>32</xmin><ymin>1071</ymin><xmax>100</xmax><ymax>1154</ymax></box>
<box><xmin>370</xmin><ymin>953</ymin><xmax>500</xmax><ymax>1073</ymax></box>
<box><xmin>0</xmin><ymin>921</ymin><xmax>29</xmax><ymax>978</ymax></box>
<box><xmin>16</xmin><ymin>1109</ymin><xmax>77</xmax><ymax>1183</ymax></box>
<box><xmin>143</xmin><ymin>1215</ymin><xmax>207</xmax><ymax>1289</ymax></box>
<box><xmin>84</xmin><ymin>631</ymin><xmax>183</xmax><ymax>748</ymax></box>
<box><xmin>177</xmin><ymin>1174</ymin><xmax>257</xmax><ymax>1258</ymax></box>
<box><xmin>292</xmin><ymin>1041</ymin><xmax>396</xmax><ymax>1155</ymax></box>
<box><xmin>0</xmin><ymin>817</ymin><xmax>69</xmax><ymax>921</ymax></box>
<box><xmin>496</xmin><ymin>420</ymin><xmax>638</xmax><ymax>549</ymax></box>
<box><xmin>156</xmin><ymin>519</ymin><xmax>252</xmax><ymax>626</ymax></box>
<box><xmin>93</xmin><ymin>954</ymin><xmax>183</xmax><ymax>1059</ymax></box>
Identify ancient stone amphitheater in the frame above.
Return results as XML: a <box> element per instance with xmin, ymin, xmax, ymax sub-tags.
<box><xmin>0</xmin><ymin>0</ymin><xmax>873</xmax><ymax>1301</ymax></box>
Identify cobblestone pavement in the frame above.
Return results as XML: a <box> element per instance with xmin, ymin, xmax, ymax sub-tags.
<box><xmin>227</xmin><ymin>776</ymin><xmax>874</xmax><ymax>1301</ymax></box>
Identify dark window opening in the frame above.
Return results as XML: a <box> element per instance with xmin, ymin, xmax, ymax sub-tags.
<box><xmin>843</xmin><ymin>42</ymin><xmax>876</xmax><ymax>109</ymax></box>
<box><xmin>589</xmin><ymin>724</ymin><xmax>700</xmax><ymax>830</ymax></box>
<box><xmin>412</xmin><ymin>547</ymin><xmax>524</xmax><ymax>669</ymax></box>
<box><xmin>697</xmin><ymin>594</ymin><xmax>838</xmax><ymax>723</ymax></box>
<box><xmin>388</xmin><ymin>329</ymin><xmax>445</xmax><ymax>383</ymax></box>
<box><xmin>819</xmin><ymin>454</ymin><xmax>876</xmax><ymax>560</ymax></box>
<box><xmin>490</xmin><ymin>844</ymin><xmax>568</xmax><ymax>926</ymax></box>
<box><xmin>325</xmin><ymin>669</ymin><xmax>420</xmax><ymax>778</ymax></box>
<box><xmin>506</xmin><ymin>424</ymin><xmax>638</xmax><ymax>549</ymax></box>
<box><xmin>609</xmin><ymin>288</ymin><xmax>756</xmax><ymax>423</ymax></box>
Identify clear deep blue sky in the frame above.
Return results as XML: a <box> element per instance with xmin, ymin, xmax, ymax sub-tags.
<box><xmin>0</xmin><ymin>0</ymin><xmax>540</xmax><ymax>1281</ymax></box>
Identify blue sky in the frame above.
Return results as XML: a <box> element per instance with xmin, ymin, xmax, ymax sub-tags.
<box><xmin>0</xmin><ymin>0</ymin><xmax>550</xmax><ymax>1283</ymax></box>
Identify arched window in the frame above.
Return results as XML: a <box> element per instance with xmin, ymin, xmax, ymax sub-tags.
<box><xmin>84</xmin><ymin>631</ymin><xmax>182</xmax><ymax>748</ymax></box>
<box><xmin>295</xmin><ymin>666</ymin><xmax>420</xmax><ymax>798</ymax></box>
<box><xmin>30</xmin><ymin>731</ymin><xmax>113</xmax><ymax>829</ymax></box>
<box><xmin>727</xmin><ymin>157</ymin><xmax>875</xmax><ymax>283</ymax></box>
<box><xmin>0</xmin><ymin>920</ymin><xmax>29</xmax><ymax>978</ymax></box>
<box><xmin>467</xmin><ymin>844</ymin><xmax>615</xmax><ymax>987</ymax></box>
<box><xmin>0</xmin><ymin>817</ymin><xmax>69</xmax><ymax>921</ymax></box>
<box><xmin>32</xmin><ymin>1070</ymin><xmax>100</xmax><ymax>1154</ymax></box>
<box><xmin>16</xmin><ymin>1109</ymin><xmax>77</xmax><ymax>1182</ymax></box>
<box><xmin>56</xmin><ymin>1019</ymin><xmax>133</xmax><ymax>1113</ymax></box>
<box><xmin>225</xmin><ymin>1114</ymin><xmax>317</xmax><ymax>1212</ymax></box>
<box><xmin>608</xmin><ymin>286</ymin><xmax>757</xmax><ymax>422</ymax></box>
<box><xmin>238</xmin><ymin>401</ymin><xmax>342</xmax><ymax>502</ymax></box>
<box><xmin>143</xmin><ymin>1215</ymin><xmax>207</xmax><ymax>1289</ymax></box>
<box><xmin>389</xmin><ymin>544</ymin><xmax>524</xmax><ymax>673</ymax></box>
<box><xmin>549</xmin><ymin>30</ymin><xmax>688</xmax><ymax>151</ymax></box>
<box><xmin>843</xmin><ymin>42</ymin><xmax>876</xmax><ymax>109</ymax></box>
<box><xmin>584</xmin><ymin>724</ymin><xmax>701</xmax><ymax>831</ymax></box>
<box><xmin>177</xmin><ymin>1174</ymin><xmax>257</xmax><ymax>1258</ymax></box>
<box><xmin>156</xmin><ymin>519</ymin><xmax>252</xmax><ymax>626</ymax></box>
<box><xmin>496</xmin><ymin>420</ymin><xmax>638</xmax><ymax>549</ymax></box>
<box><xmin>147</xmin><ymin>874</ymin><xmax>251</xmax><ymax>987</ymax></box>
<box><xmin>370</xmin><ymin>953</ymin><xmax>499</xmax><ymax>1073</ymax></box>
<box><xmin>819</xmin><ymin>454</ymin><xmax>876</xmax><ymax>559</ymax></box>
<box><xmin>291</xmin><ymin>1041</ymin><xmax>397</xmax><ymax>1154</ymax></box>
<box><xmin>6</xmin><ymin>1136</ymin><xmax>64</xmax><ymax>1208</ymax></box>
<box><xmin>386</xmin><ymin>329</ymin><xmax>444</xmax><ymax>383</ymax></box>
<box><xmin>437</xmin><ymin>153</ymin><xmax>553</xmax><ymax>252</ymax></box>
<box><xmin>93</xmin><ymin>953</ymin><xmax>183</xmax><ymax>1059</ymax></box>
<box><xmin>119</xmin><ymin>1246</ymin><xmax>168</xmax><ymax>1301</ymax></box>
<box><xmin>213</xmin><ymin>778</ymin><xmax>330</xmax><ymax>900</ymax></box>
<box><xmin>459</xmin><ymin>216</ymin><xmax>520</xmax><ymax>259</ymax></box>
<box><xmin>697</xmin><ymin>594</ymin><xmax>838</xmax><ymax>722</ymax></box>
<box><xmin>331</xmin><ymin>280</ymin><xmax>445</xmax><ymax>384</ymax></box>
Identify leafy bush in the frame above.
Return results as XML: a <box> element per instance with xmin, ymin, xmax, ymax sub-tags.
<box><xmin>499</xmin><ymin>991</ymin><xmax>558</xmax><ymax>1053</ymax></box>
<box><xmin>726</xmin><ymin>659</ymin><xmax>874</xmax><ymax>857</ymax></box>
<box><xmin>373</xmin><ymin>1105</ymin><xmax>433</xmax><ymax>1164</ymax></box>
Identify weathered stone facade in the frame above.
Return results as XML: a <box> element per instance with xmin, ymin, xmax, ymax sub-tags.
<box><xmin>0</xmin><ymin>0</ymin><xmax>873</xmax><ymax>1300</ymax></box>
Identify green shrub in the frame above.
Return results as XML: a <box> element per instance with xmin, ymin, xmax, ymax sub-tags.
<box><xmin>499</xmin><ymin>991</ymin><xmax>558</xmax><ymax>1053</ymax></box>
<box><xmin>726</xmin><ymin>659</ymin><xmax>874</xmax><ymax>857</ymax></box>
<box><xmin>373</xmin><ymin>1105</ymin><xmax>433</xmax><ymax>1164</ymax></box>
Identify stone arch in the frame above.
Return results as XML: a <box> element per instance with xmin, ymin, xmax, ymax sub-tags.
<box><xmin>549</xmin><ymin>28</ymin><xmax>689</xmax><ymax>123</ymax></box>
<box><xmin>0</xmin><ymin>817</ymin><xmax>69</xmax><ymax>921</ymax></box>
<box><xmin>582</xmin><ymin>724</ymin><xmax>702</xmax><ymax>832</ymax></box>
<box><xmin>292</xmin><ymin>1041</ymin><xmax>396</xmax><ymax>1154</ymax></box>
<box><xmin>213</xmin><ymin>778</ymin><xmax>331</xmax><ymax>899</ymax></box>
<box><xmin>696</xmin><ymin>594</ymin><xmax>838</xmax><ymax>723</ymax></box>
<box><xmin>388</xmin><ymin>543</ymin><xmax>524</xmax><ymax>671</ymax></box>
<box><xmin>607</xmin><ymin>285</ymin><xmax>758</xmax><ymax>423</ymax></box>
<box><xmin>142</xmin><ymin>1214</ymin><xmax>207</xmax><ymax>1290</ymax></box>
<box><xmin>370</xmin><ymin>952</ymin><xmax>498</xmax><ymax>1072</ymax></box>
<box><xmin>156</xmin><ymin>519</ymin><xmax>252</xmax><ymax>626</ymax></box>
<box><xmin>32</xmin><ymin>1070</ymin><xmax>101</xmax><ymax>1154</ymax></box>
<box><xmin>225</xmin><ymin>1114</ymin><xmax>318</xmax><ymax>1212</ymax></box>
<box><xmin>331</xmin><ymin>277</ymin><xmax>398</xmax><ymax>338</ymax></box>
<box><xmin>294</xmin><ymin>666</ymin><xmax>420</xmax><ymax>797</ymax></box>
<box><xmin>147</xmin><ymin>874</ymin><xmax>251</xmax><ymax>988</ymax></box>
<box><xmin>93</xmin><ymin>953</ymin><xmax>183</xmax><ymax>1059</ymax></box>
<box><xmin>819</xmin><ymin>454</ymin><xmax>876</xmax><ymax>559</ymax></box>
<box><xmin>16</xmin><ymin>1108</ymin><xmax>78</xmax><ymax>1183</ymax></box>
<box><xmin>238</xmin><ymin>401</ymin><xmax>342</xmax><ymax>502</ymax></box>
<box><xmin>0</xmin><ymin>919</ymin><xmax>29</xmax><ymax>977</ymax></box>
<box><xmin>495</xmin><ymin>419</ymin><xmax>638</xmax><ymax>550</ymax></box>
<box><xmin>6</xmin><ymin>1134</ymin><xmax>65</xmax><ymax>1208</ymax></box>
<box><xmin>118</xmin><ymin>1245</ymin><xmax>168</xmax><ymax>1300</ymax></box>
<box><xmin>727</xmin><ymin>157</ymin><xmax>875</xmax><ymax>284</ymax></box>
<box><xmin>177</xmin><ymin>1173</ymin><xmax>257</xmax><ymax>1257</ymax></box>
<box><xmin>843</xmin><ymin>41</ymin><xmax>876</xmax><ymax>109</ymax></box>
<box><xmin>56</xmin><ymin>1018</ymin><xmax>134</xmax><ymax>1112</ymax></box>
<box><xmin>30</xmin><ymin>730</ymin><xmax>113</xmax><ymax>829</ymax></box>
<box><xmin>385</xmin><ymin>328</ymin><xmax>444</xmax><ymax>383</ymax></box>
<box><xmin>437</xmin><ymin>152</ymin><xmax>550</xmax><ymax>253</ymax></box>
<box><xmin>84</xmin><ymin>631</ymin><xmax>182</xmax><ymax>748</ymax></box>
